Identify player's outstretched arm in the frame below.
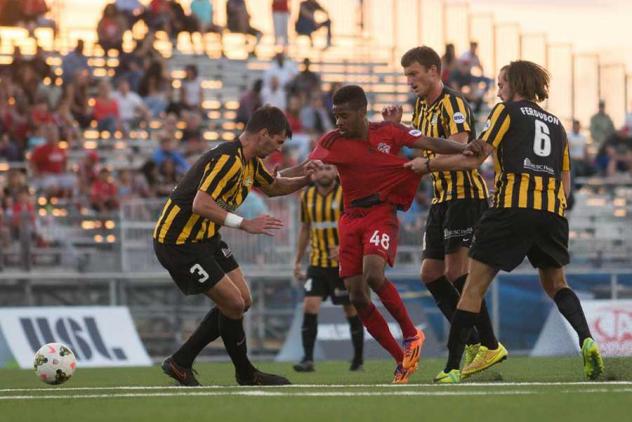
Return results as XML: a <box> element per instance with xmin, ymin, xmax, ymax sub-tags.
<box><xmin>404</xmin><ymin>142</ymin><xmax>493</xmax><ymax>175</ymax></box>
<box><xmin>260</xmin><ymin>174</ymin><xmax>312</xmax><ymax>197</ymax></box>
<box><xmin>408</xmin><ymin>135</ymin><xmax>469</xmax><ymax>155</ymax></box>
<box><xmin>277</xmin><ymin>159</ymin><xmax>323</xmax><ymax>178</ymax></box>
<box><xmin>381</xmin><ymin>105</ymin><xmax>403</xmax><ymax>124</ymax></box>
<box><xmin>192</xmin><ymin>190</ymin><xmax>283</xmax><ymax>235</ymax></box>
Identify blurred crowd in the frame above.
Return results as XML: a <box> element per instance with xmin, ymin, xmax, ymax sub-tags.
<box><xmin>0</xmin><ymin>0</ymin><xmax>630</xmax><ymax>260</ymax></box>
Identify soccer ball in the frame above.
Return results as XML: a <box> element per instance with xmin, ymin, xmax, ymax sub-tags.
<box><xmin>33</xmin><ymin>343</ymin><xmax>77</xmax><ymax>385</ymax></box>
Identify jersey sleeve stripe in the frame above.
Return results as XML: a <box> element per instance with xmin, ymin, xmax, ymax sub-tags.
<box><xmin>158</xmin><ymin>203</ymin><xmax>181</xmax><ymax>243</ymax></box>
<box><xmin>199</xmin><ymin>154</ymin><xmax>231</xmax><ymax>192</ymax></box>
<box><xmin>255</xmin><ymin>158</ymin><xmax>275</xmax><ymax>187</ymax></box>
<box><xmin>483</xmin><ymin>107</ymin><xmax>511</xmax><ymax>148</ymax></box>
<box><xmin>210</xmin><ymin>159</ymin><xmax>241</xmax><ymax>199</ymax></box>
<box><xmin>176</xmin><ymin>214</ymin><xmax>201</xmax><ymax>244</ymax></box>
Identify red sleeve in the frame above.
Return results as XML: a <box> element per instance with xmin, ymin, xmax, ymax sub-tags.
<box><xmin>390</xmin><ymin>122</ymin><xmax>423</xmax><ymax>147</ymax></box>
<box><xmin>309</xmin><ymin>131</ymin><xmax>342</xmax><ymax>163</ymax></box>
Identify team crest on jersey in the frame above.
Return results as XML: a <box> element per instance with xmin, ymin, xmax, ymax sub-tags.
<box><xmin>377</xmin><ymin>143</ymin><xmax>391</xmax><ymax>154</ymax></box>
<box><xmin>244</xmin><ymin>177</ymin><xmax>253</xmax><ymax>187</ymax></box>
<box><xmin>331</xmin><ymin>201</ymin><xmax>339</xmax><ymax>209</ymax></box>
<box><xmin>408</xmin><ymin>129</ymin><xmax>422</xmax><ymax>137</ymax></box>
<box><xmin>453</xmin><ymin>112</ymin><xmax>466</xmax><ymax>124</ymax></box>
<box><xmin>431</xmin><ymin>115</ymin><xmax>439</xmax><ymax>125</ymax></box>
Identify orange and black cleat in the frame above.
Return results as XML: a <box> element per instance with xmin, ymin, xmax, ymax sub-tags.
<box><xmin>402</xmin><ymin>328</ymin><xmax>425</xmax><ymax>370</ymax></box>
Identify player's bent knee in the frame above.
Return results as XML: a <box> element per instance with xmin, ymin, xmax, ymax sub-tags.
<box><xmin>363</xmin><ymin>272</ymin><xmax>384</xmax><ymax>291</ymax></box>
<box><xmin>420</xmin><ymin>268</ymin><xmax>444</xmax><ymax>284</ymax></box>
<box><xmin>445</xmin><ymin>269</ymin><xmax>466</xmax><ymax>284</ymax></box>
<box><xmin>221</xmin><ymin>296</ymin><xmax>245</xmax><ymax>319</ymax></box>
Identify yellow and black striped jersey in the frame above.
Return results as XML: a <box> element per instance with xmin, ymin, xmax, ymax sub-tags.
<box><xmin>411</xmin><ymin>86</ymin><xmax>489</xmax><ymax>204</ymax></box>
<box><xmin>153</xmin><ymin>141</ymin><xmax>274</xmax><ymax>244</ymax></box>
<box><xmin>300</xmin><ymin>183</ymin><xmax>343</xmax><ymax>268</ymax></box>
<box><xmin>480</xmin><ymin>100</ymin><xmax>570</xmax><ymax>217</ymax></box>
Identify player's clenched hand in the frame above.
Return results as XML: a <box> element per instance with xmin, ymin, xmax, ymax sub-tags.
<box><xmin>381</xmin><ymin>105</ymin><xmax>403</xmax><ymax>123</ymax></box>
<box><xmin>463</xmin><ymin>139</ymin><xmax>486</xmax><ymax>156</ymax></box>
<box><xmin>403</xmin><ymin>157</ymin><xmax>429</xmax><ymax>175</ymax></box>
<box><xmin>240</xmin><ymin>214</ymin><xmax>284</xmax><ymax>236</ymax></box>
<box><xmin>304</xmin><ymin>160</ymin><xmax>324</xmax><ymax>175</ymax></box>
<box><xmin>293</xmin><ymin>262</ymin><xmax>306</xmax><ymax>282</ymax></box>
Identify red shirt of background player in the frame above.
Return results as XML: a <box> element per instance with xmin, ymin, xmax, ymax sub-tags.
<box><xmin>309</xmin><ymin>121</ymin><xmax>422</xmax><ymax>211</ymax></box>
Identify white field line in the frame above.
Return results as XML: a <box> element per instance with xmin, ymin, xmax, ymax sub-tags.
<box><xmin>1</xmin><ymin>381</ymin><xmax>632</xmax><ymax>393</ymax></box>
<box><xmin>1</xmin><ymin>388</ymin><xmax>632</xmax><ymax>401</ymax></box>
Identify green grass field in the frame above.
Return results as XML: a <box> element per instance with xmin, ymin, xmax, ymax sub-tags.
<box><xmin>2</xmin><ymin>357</ymin><xmax>632</xmax><ymax>422</ymax></box>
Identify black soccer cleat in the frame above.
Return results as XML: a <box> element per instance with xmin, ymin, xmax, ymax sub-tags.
<box><xmin>349</xmin><ymin>359</ymin><xmax>364</xmax><ymax>372</ymax></box>
<box><xmin>236</xmin><ymin>369</ymin><xmax>292</xmax><ymax>385</ymax></box>
<box><xmin>293</xmin><ymin>360</ymin><xmax>315</xmax><ymax>372</ymax></box>
<box><xmin>161</xmin><ymin>356</ymin><xmax>201</xmax><ymax>387</ymax></box>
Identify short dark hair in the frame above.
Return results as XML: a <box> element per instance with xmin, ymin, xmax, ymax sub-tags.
<box><xmin>332</xmin><ymin>85</ymin><xmax>367</xmax><ymax>110</ymax></box>
<box><xmin>245</xmin><ymin>105</ymin><xmax>292</xmax><ymax>138</ymax></box>
<box><xmin>400</xmin><ymin>46</ymin><xmax>441</xmax><ymax>73</ymax></box>
<box><xmin>504</xmin><ymin>60</ymin><xmax>550</xmax><ymax>102</ymax></box>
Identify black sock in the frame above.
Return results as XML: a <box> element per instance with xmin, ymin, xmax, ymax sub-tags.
<box><xmin>426</xmin><ymin>275</ymin><xmax>460</xmax><ymax>321</ymax></box>
<box><xmin>446</xmin><ymin>310</ymin><xmax>478</xmax><ymax>372</ymax></box>
<box><xmin>301</xmin><ymin>313</ymin><xmax>318</xmax><ymax>362</ymax></box>
<box><xmin>448</xmin><ymin>274</ymin><xmax>481</xmax><ymax>345</ymax></box>
<box><xmin>172</xmin><ymin>307</ymin><xmax>220</xmax><ymax>368</ymax></box>
<box><xmin>475</xmin><ymin>300</ymin><xmax>499</xmax><ymax>349</ymax></box>
<box><xmin>348</xmin><ymin>315</ymin><xmax>364</xmax><ymax>364</ymax></box>
<box><xmin>219</xmin><ymin>313</ymin><xmax>255</xmax><ymax>379</ymax></box>
<box><xmin>554</xmin><ymin>288</ymin><xmax>592</xmax><ymax>347</ymax></box>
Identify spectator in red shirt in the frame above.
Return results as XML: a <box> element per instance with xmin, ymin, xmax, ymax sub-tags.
<box><xmin>93</xmin><ymin>80</ymin><xmax>119</xmax><ymax>134</ymax></box>
<box><xmin>91</xmin><ymin>167</ymin><xmax>119</xmax><ymax>212</ymax></box>
<box><xmin>29</xmin><ymin>124</ymin><xmax>75</xmax><ymax>197</ymax></box>
<box><xmin>97</xmin><ymin>3</ymin><xmax>126</xmax><ymax>53</ymax></box>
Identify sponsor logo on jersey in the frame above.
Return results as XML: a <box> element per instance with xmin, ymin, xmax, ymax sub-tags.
<box><xmin>483</xmin><ymin>119</ymin><xmax>491</xmax><ymax>131</ymax></box>
<box><xmin>523</xmin><ymin>158</ymin><xmax>555</xmax><ymax>175</ymax></box>
<box><xmin>408</xmin><ymin>129</ymin><xmax>422</xmax><ymax>137</ymax></box>
<box><xmin>377</xmin><ymin>143</ymin><xmax>391</xmax><ymax>154</ymax></box>
<box><xmin>443</xmin><ymin>227</ymin><xmax>473</xmax><ymax>240</ymax></box>
<box><xmin>244</xmin><ymin>177</ymin><xmax>253</xmax><ymax>187</ymax></box>
<box><xmin>431</xmin><ymin>115</ymin><xmax>439</xmax><ymax>125</ymax></box>
<box><xmin>221</xmin><ymin>247</ymin><xmax>233</xmax><ymax>258</ymax></box>
<box><xmin>453</xmin><ymin>112</ymin><xmax>466</xmax><ymax>124</ymax></box>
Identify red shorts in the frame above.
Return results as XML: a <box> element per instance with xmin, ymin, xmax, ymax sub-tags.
<box><xmin>338</xmin><ymin>203</ymin><xmax>399</xmax><ymax>278</ymax></box>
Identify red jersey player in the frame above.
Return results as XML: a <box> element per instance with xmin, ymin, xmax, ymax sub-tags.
<box><xmin>310</xmin><ymin>85</ymin><xmax>478</xmax><ymax>383</ymax></box>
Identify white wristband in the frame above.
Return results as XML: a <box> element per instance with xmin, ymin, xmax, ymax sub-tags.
<box><xmin>224</xmin><ymin>212</ymin><xmax>244</xmax><ymax>228</ymax></box>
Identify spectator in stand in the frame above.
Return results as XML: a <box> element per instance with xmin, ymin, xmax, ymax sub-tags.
<box><xmin>567</xmin><ymin>119</ymin><xmax>592</xmax><ymax>178</ymax></box>
<box><xmin>295</xmin><ymin>0</ymin><xmax>332</xmax><ymax>49</ymax></box>
<box><xmin>261</xmin><ymin>76</ymin><xmax>286</xmax><ymax>110</ymax></box>
<box><xmin>190</xmin><ymin>0</ymin><xmax>224</xmax><ymax>54</ymax></box>
<box><xmin>29</xmin><ymin>124</ymin><xmax>75</xmax><ymax>197</ymax></box>
<box><xmin>0</xmin><ymin>133</ymin><xmax>21</xmax><ymax>162</ymax></box>
<box><xmin>20</xmin><ymin>0</ymin><xmax>57</xmax><ymax>38</ymax></box>
<box><xmin>9</xmin><ymin>187</ymin><xmax>37</xmax><ymax>241</ymax></box>
<box><xmin>115</xmin><ymin>0</ymin><xmax>145</xmax><ymax>30</ymax></box>
<box><xmin>263</xmin><ymin>51</ymin><xmax>298</xmax><ymax>91</ymax></box>
<box><xmin>61</xmin><ymin>40</ymin><xmax>91</xmax><ymax>86</ymax></box>
<box><xmin>595</xmin><ymin>128</ymin><xmax>632</xmax><ymax>177</ymax></box>
<box><xmin>449</xmin><ymin>59</ymin><xmax>484</xmax><ymax>113</ymax></box>
<box><xmin>97</xmin><ymin>3</ymin><xmax>126</xmax><ymax>54</ymax></box>
<box><xmin>145</xmin><ymin>0</ymin><xmax>171</xmax><ymax>33</ymax></box>
<box><xmin>30</xmin><ymin>96</ymin><xmax>54</xmax><ymax>131</ymax></box>
<box><xmin>590</xmin><ymin>100</ymin><xmax>616</xmax><ymax>148</ymax></box>
<box><xmin>179</xmin><ymin>64</ymin><xmax>203</xmax><ymax>113</ymax></box>
<box><xmin>55</xmin><ymin>97</ymin><xmax>81</xmax><ymax>146</ymax></box>
<box><xmin>272</xmin><ymin>0</ymin><xmax>290</xmax><ymax>47</ymax></box>
<box><xmin>441</xmin><ymin>43</ymin><xmax>456</xmax><ymax>84</ymax></box>
<box><xmin>236</xmin><ymin>79</ymin><xmax>263</xmax><ymax>125</ymax></box>
<box><xmin>285</xmin><ymin>95</ymin><xmax>303</xmax><ymax>135</ymax></box>
<box><xmin>180</xmin><ymin>111</ymin><xmax>205</xmax><ymax>158</ymax></box>
<box><xmin>3</xmin><ymin>169</ymin><xmax>28</xmax><ymax>202</ymax></box>
<box><xmin>91</xmin><ymin>168</ymin><xmax>119</xmax><ymax>212</ymax></box>
<box><xmin>290</xmin><ymin>58</ymin><xmax>321</xmax><ymax>99</ymax></box>
<box><xmin>14</xmin><ymin>61</ymin><xmax>40</xmax><ymax>105</ymax></box>
<box><xmin>167</xmin><ymin>0</ymin><xmax>198</xmax><ymax>47</ymax></box>
<box><xmin>112</xmin><ymin>78</ymin><xmax>151</xmax><ymax>133</ymax></box>
<box><xmin>154</xmin><ymin>157</ymin><xmax>181</xmax><ymax>196</ymax></box>
<box><xmin>93</xmin><ymin>79</ymin><xmax>120</xmax><ymax>134</ymax></box>
<box><xmin>226</xmin><ymin>0</ymin><xmax>262</xmax><ymax>57</ymax></box>
<box><xmin>459</xmin><ymin>41</ymin><xmax>484</xmax><ymax>76</ymax></box>
<box><xmin>139</xmin><ymin>60</ymin><xmax>170</xmax><ymax>117</ymax></box>
<box><xmin>30</xmin><ymin>45</ymin><xmax>51</xmax><ymax>80</ymax></box>
<box><xmin>152</xmin><ymin>131</ymin><xmax>190</xmax><ymax>175</ymax></box>
<box><xmin>65</xmin><ymin>70</ymin><xmax>93</xmax><ymax>129</ymax></box>
<box><xmin>117</xmin><ymin>168</ymin><xmax>150</xmax><ymax>201</ymax></box>
<box><xmin>299</xmin><ymin>93</ymin><xmax>333</xmax><ymax>136</ymax></box>
<box><xmin>76</xmin><ymin>150</ymin><xmax>100</xmax><ymax>198</ymax></box>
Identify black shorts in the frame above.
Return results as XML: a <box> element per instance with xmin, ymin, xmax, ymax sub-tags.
<box><xmin>303</xmin><ymin>266</ymin><xmax>350</xmax><ymax>305</ymax></box>
<box><xmin>469</xmin><ymin>208</ymin><xmax>570</xmax><ymax>272</ymax></box>
<box><xmin>422</xmin><ymin>199</ymin><xmax>489</xmax><ymax>260</ymax></box>
<box><xmin>153</xmin><ymin>236</ymin><xmax>239</xmax><ymax>296</ymax></box>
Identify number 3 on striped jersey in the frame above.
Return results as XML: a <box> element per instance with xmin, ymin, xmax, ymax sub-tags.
<box><xmin>533</xmin><ymin>120</ymin><xmax>551</xmax><ymax>157</ymax></box>
<box><xmin>369</xmin><ymin>230</ymin><xmax>390</xmax><ymax>250</ymax></box>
